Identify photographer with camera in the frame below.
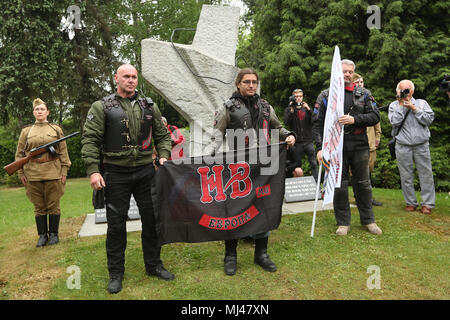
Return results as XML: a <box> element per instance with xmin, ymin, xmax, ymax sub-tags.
<box><xmin>388</xmin><ymin>80</ymin><xmax>435</xmax><ymax>214</ymax></box>
<box><xmin>284</xmin><ymin>89</ymin><xmax>318</xmax><ymax>181</ymax></box>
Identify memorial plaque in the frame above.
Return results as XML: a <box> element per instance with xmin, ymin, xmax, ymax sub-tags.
<box><xmin>284</xmin><ymin>176</ymin><xmax>317</xmax><ymax>203</ymax></box>
<box><xmin>94</xmin><ymin>195</ymin><xmax>141</xmax><ymax>224</ymax></box>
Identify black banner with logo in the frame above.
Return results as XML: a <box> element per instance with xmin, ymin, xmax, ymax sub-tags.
<box><xmin>155</xmin><ymin>143</ymin><xmax>286</xmax><ymax>245</ymax></box>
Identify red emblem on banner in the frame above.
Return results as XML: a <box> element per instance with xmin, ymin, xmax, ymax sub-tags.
<box><xmin>198</xmin><ymin>205</ymin><xmax>260</xmax><ymax>230</ymax></box>
<box><xmin>197</xmin><ymin>163</ymin><xmax>252</xmax><ymax>203</ymax></box>
<box><xmin>256</xmin><ymin>184</ymin><xmax>271</xmax><ymax>198</ymax></box>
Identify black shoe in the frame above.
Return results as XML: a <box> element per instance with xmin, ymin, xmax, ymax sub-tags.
<box><xmin>35</xmin><ymin>215</ymin><xmax>48</xmax><ymax>247</ymax></box>
<box><xmin>107</xmin><ymin>274</ymin><xmax>123</xmax><ymax>294</ymax></box>
<box><xmin>254</xmin><ymin>253</ymin><xmax>277</xmax><ymax>272</ymax></box>
<box><xmin>48</xmin><ymin>215</ymin><xmax>60</xmax><ymax>245</ymax></box>
<box><xmin>224</xmin><ymin>255</ymin><xmax>237</xmax><ymax>276</ymax></box>
<box><xmin>36</xmin><ymin>234</ymin><xmax>48</xmax><ymax>247</ymax></box>
<box><xmin>48</xmin><ymin>233</ymin><xmax>59</xmax><ymax>245</ymax></box>
<box><xmin>372</xmin><ymin>199</ymin><xmax>383</xmax><ymax>206</ymax></box>
<box><xmin>147</xmin><ymin>265</ymin><xmax>175</xmax><ymax>281</ymax></box>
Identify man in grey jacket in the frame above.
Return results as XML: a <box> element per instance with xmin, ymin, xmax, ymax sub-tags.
<box><xmin>388</xmin><ymin>80</ymin><xmax>435</xmax><ymax>214</ymax></box>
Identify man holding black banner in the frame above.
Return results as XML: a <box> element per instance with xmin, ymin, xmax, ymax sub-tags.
<box><xmin>212</xmin><ymin>68</ymin><xmax>296</xmax><ymax>275</ymax></box>
<box><xmin>81</xmin><ymin>64</ymin><xmax>174</xmax><ymax>294</ymax></box>
<box><xmin>313</xmin><ymin>59</ymin><xmax>382</xmax><ymax>236</ymax></box>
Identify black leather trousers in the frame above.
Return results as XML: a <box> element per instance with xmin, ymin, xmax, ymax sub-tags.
<box><xmin>104</xmin><ymin>164</ymin><xmax>161</xmax><ymax>275</ymax></box>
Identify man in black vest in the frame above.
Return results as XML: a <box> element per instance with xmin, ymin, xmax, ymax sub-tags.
<box><xmin>313</xmin><ymin>59</ymin><xmax>382</xmax><ymax>236</ymax></box>
<box><xmin>82</xmin><ymin>64</ymin><xmax>174</xmax><ymax>294</ymax></box>
<box><xmin>212</xmin><ymin>68</ymin><xmax>296</xmax><ymax>276</ymax></box>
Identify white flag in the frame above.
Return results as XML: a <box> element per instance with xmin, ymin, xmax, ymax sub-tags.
<box><xmin>321</xmin><ymin>46</ymin><xmax>345</xmax><ymax>206</ymax></box>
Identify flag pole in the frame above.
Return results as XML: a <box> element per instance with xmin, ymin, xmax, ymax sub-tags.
<box><xmin>310</xmin><ymin>161</ymin><xmax>323</xmax><ymax>238</ymax></box>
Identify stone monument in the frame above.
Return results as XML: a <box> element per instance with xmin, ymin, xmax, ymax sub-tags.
<box><xmin>284</xmin><ymin>176</ymin><xmax>318</xmax><ymax>203</ymax></box>
<box><xmin>141</xmin><ymin>5</ymin><xmax>241</xmax><ymax>156</ymax></box>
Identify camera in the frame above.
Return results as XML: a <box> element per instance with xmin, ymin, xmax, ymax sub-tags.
<box><xmin>438</xmin><ymin>75</ymin><xmax>450</xmax><ymax>92</ymax></box>
<box><xmin>399</xmin><ymin>88</ymin><xmax>410</xmax><ymax>99</ymax></box>
<box><xmin>354</xmin><ymin>86</ymin><xmax>364</xmax><ymax>98</ymax></box>
<box><xmin>289</xmin><ymin>95</ymin><xmax>296</xmax><ymax>103</ymax></box>
<box><xmin>289</xmin><ymin>95</ymin><xmax>304</xmax><ymax>107</ymax></box>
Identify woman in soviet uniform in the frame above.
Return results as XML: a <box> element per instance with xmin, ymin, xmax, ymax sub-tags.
<box><xmin>15</xmin><ymin>98</ymin><xmax>71</xmax><ymax>247</ymax></box>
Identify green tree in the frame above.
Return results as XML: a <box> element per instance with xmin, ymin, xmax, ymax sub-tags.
<box><xmin>0</xmin><ymin>0</ymin><xmax>72</xmax><ymax>131</ymax></box>
<box><xmin>63</xmin><ymin>1</ymin><xmax>121</xmax><ymax>133</ymax></box>
<box><xmin>240</xmin><ymin>0</ymin><xmax>449</xmax><ymax>190</ymax></box>
<box><xmin>0</xmin><ymin>1</ymin><xmax>220</xmax><ymax>133</ymax></box>
<box><xmin>0</xmin><ymin>1</ymin><xmax>226</xmax><ymax>181</ymax></box>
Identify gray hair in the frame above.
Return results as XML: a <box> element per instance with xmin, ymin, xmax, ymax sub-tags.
<box><xmin>341</xmin><ymin>59</ymin><xmax>356</xmax><ymax>70</ymax></box>
<box><xmin>396</xmin><ymin>80</ymin><xmax>415</xmax><ymax>93</ymax></box>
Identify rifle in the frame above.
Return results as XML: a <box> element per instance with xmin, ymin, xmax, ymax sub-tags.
<box><xmin>4</xmin><ymin>131</ymin><xmax>79</xmax><ymax>176</ymax></box>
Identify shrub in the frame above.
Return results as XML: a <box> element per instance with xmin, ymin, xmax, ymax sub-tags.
<box><xmin>66</xmin><ymin>136</ymin><xmax>86</xmax><ymax>178</ymax></box>
<box><xmin>4</xmin><ymin>173</ymin><xmax>22</xmax><ymax>187</ymax></box>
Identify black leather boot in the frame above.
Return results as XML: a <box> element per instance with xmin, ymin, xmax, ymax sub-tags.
<box><xmin>224</xmin><ymin>239</ymin><xmax>238</xmax><ymax>276</ymax></box>
<box><xmin>254</xmin><ymin>237</ymin><xmax>277</xmax><ymax>272</ymax></box>
<box><xmin>107</xmin><ymin>273</ymin><xmax>123</xmax><ymax>294</ymax></box>
<box><xmin>48</xmin><ymin>214</ymin><xmax>60</xmax><ymax>245</ymax></box>
<box><xmin>35</xmin><ymin>215</ymin><xmax>48</xmax><ymax>247</ymax></box>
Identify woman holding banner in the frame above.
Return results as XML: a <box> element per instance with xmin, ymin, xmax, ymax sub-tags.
<box><xmin>212</xmin><ymin>68</ymin><xmax>296</xmax><ymax>276</ymax></box>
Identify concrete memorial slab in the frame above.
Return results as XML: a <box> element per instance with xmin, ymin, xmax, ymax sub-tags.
<box><xmin>284</xmin><ymin>176</ymin><xmax>318</xmax><ymax>203</ymax></box>
<box><xmin>79</xmin><ymin>214</ymin><xmax>142</xmax><ymax>238</ymax></box>
<box><xmin>94</xmin><ymin>195</ymin><xmax>141</xmax><ymax>224</ymax></box>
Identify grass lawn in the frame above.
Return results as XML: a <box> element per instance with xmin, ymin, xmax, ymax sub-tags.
<box><xmin>0</xmin><ymin>177</ymin><xmax>448</xmax><ymax>300</ymax></box>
